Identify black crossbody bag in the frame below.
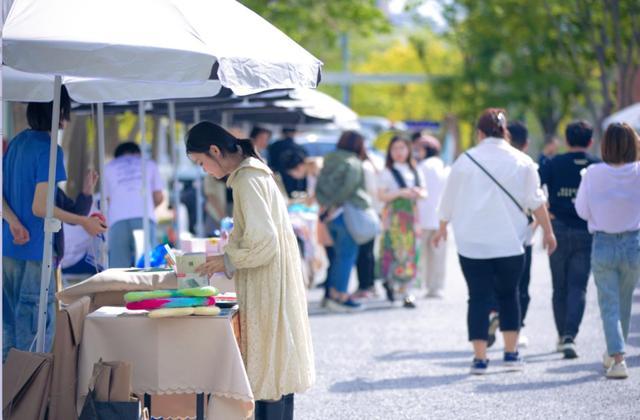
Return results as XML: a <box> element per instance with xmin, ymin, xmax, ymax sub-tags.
<box><xmin>464</xmin><ymin>152</ymin><xmax>534</xmax><ymax>225</ymax></box>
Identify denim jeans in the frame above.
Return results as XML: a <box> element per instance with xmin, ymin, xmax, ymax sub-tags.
<box><xmin>327</xmin><ymin>214</ymin><xmax>359</xmax><ymax>295</ymax></box>
<box><xmin>459</xmin><ymin>254</ymin><xmax>525</xmax><ymax>341</ymax></box>
<box><xmin>3</xmin><ymin>256</ymin><xmax>56</xmax><ymax>361</ymax></box>
<box><xmin>108</xmin><ymin>218</ymin><xmax>157</xmax><ymax>268</ymax></box>
<box><xmin>591</xmin><ymin>230</ymin><xmax>640</xmax><ymax>356</ymax></box>
<box><xmin>549</xmin><ymin>220</ymin><xmax>593</xmax><ymax>339</ymax></box>
<box><xmin>356</xmin><ymin>239</ymin><xmax>376</xmax><ymax>291</ymax></box>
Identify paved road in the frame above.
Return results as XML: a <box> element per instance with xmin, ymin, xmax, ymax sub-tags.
<box><xmin>297</xmin><ymin>236</ymin><xmax>640</xmax><ymax>420</ymax></box>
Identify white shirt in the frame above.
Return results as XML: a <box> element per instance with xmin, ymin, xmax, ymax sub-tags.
<box><xmin>378</xmin><ymin>162</ymin><xmax>425</xmax><ymax>192</ymax></box>
<box><xmin>417</xmin><ymin>157</ymin><xmax>449</xmax><ymax>230</ymax></box>
<box><xmin>362</xmin><ymin>160</ymin><xmax>383</xmax><ymax>213</ymax></box>
<box><xmin>575</xmin><ymin>162</ymin><xmax>640</xmax><ymax>234</ymax></box>
<box><xmin>439</xmin><ymin>138</ymin><xmax>546</xmax><ymax>259</ymax></box>
<box><xmin>104</xmin><ymin>155</ymin><xmax>164</xmax><ymax>225</ymax></box>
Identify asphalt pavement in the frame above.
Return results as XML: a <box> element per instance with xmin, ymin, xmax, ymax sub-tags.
<box><xmin>296</xmin><ymin>235</ymin><xmax>640</xmax><ymax>420</ymax></box>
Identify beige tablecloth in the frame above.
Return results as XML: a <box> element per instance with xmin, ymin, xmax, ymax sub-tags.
<box><xmin>78</xmin><ymin>306</ymin><xmax>253</xmax><ymax>419</ymax></box>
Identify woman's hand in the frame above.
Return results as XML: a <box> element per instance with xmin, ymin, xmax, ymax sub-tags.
<box><xmin>81</xmin><ymin>216</ymin><xmax>107</xmax><ymax>236</ymax></box>
<box><xmin>431</xmin><ymin>222</ymin><xmax>448</xmax><ymax>248</ymax></box>
<box><xmin>9</xmin><ymin>220</ymin><xmax>30</xmax><ymax>245</ymax></box>
<box><xmin>195</xmin><ymin>255</ymin><xmax>225</xmax><ymax>277</ymax></box>
<box><xmin>398</xmin><ymin>188</ymin><xmax>415</xmax><ymax>199</ymax></box>
<box><xmin>82</xmin><ymin>169</ymin><xmax>99</xmax><ymax>195</ymax></box>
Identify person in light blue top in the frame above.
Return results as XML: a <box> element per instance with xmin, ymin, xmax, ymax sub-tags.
<box><xmin>2</xmin><ymin>87</ymin><xmax>106</xmax><ymax>360</ymax></box>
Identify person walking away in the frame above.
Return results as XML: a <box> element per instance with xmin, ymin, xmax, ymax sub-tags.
<box><xmin>378</xmin><ymin>136</ymin><xmax>427</xmax><ymax>309</ymax></box>
<box><xmin>506</xmin><ymin>121</ymin><xmax>537</xmax><ymax>348</ymax></box>
<box><xmin>539</xmin><ymin>120</ymin><xmax>600</xmax><ymax>359</ymax></box>
<box><xmin>538</xmin><ymin>137</ymin><xmax>559</xmax><ymax>168</ymax></box>
<box><xmin>433</xmin><ymin>108</ymin><xmax>556</xmax><ymax>375</ymax></box>
<box><xmin>575</xmin><ymin>122</ymin><xmax>640</xmax><ymax>379</ymax></box>
<box><xmin>415</xmin><ymin>134</ymin><xmax>449</xmax><ymax>299</ymax></box>
<box><xmin>250</xmin><ymin>126</ymin><xmax>272</xmax><ymax>161</ymax></box>
<box><xmin>267</xmin><ymin>127</ymin><xmax>308</xmax><ymax>197</ymax></box>
<box><xmin>104</xmin><ymin>142</ymin><xmax>164</xmax><ymax>268</ymax></box>
<box><xmin>3</xmin><ymin>88</ymin><xmax>106</xmax><ymax>360</ymax></box>
<box><xmin>316</xmin><ymin>131</ymin><xmax>374</xmax><ymax>312</ymax></box>
<box><xmin>187</xmin><ymin>122</ymin><xmax>314</xmax><ymax>419</ymax></box>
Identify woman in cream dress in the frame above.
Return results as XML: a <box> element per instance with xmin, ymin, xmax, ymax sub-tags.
<box><xmin>187</xmin><ymin>122</ymin><xmax>315</xmax><ymax>420</ymax></box>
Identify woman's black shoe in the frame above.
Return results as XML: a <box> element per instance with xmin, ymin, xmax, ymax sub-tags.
<box><xmin>383</xmin><ymin>281</ymin><xmax>395</xmax><ymax>302</ymax></box>
<box><xmin>403</xmin><ymin>295</ymin><xmax>416</xmax><ymax>309</ymax></box>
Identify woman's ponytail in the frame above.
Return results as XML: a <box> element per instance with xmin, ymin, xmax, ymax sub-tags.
<box><xmin>236</xmin><ymin>138</ymin><xmax>263</xmax><ymax>162</ymax></box>
<box><xmin>186</xmin><ymin>121</ymin><xmax>263</xmax><ymax>162</ymax></box>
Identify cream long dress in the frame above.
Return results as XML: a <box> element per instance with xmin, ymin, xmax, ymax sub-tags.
<box><xmin>225</xmin><ymin>157</ymin><xmax>315</xmax><ymax>401</ymax></box>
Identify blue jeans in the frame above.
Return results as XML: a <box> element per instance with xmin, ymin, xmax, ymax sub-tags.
<box><xmin>108</xmin><ymin>218</ymin><xmax>156</xmax><ymax>268</ymax></box>
<box><xmin>549</xmin><ymin>220</ymin><xmax>593</xmax><ymax>339</ymax></box>
<box><xmin>3</xmin><ymin>256</ymin><xmax>56</xmax><ymax>361</ymax></box>
<box><xmin>327</xmin><ymin>215</ymin><xmax>359</xmax><ymax>295</ymax></box>
<box><xmin>591</xmin><ymin>230</ymin><xmax>640</xmax><ymax>356</ymax></box>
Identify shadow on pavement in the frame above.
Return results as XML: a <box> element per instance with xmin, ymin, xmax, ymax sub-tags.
<box><xmin>545</xmin><ymin>361</ymin><xmax>603</xmax><ymax>375</ymax></box>
<box><xmin>329</xmin><ymin>373</ymin><xmax>469</xmax><ymax>393</ymax></box>
<box><xmin>375</xmin><ymin>350</ymin><xmax>473</xmax><ymax>362</ymax></box>
<box><xmin>308</xmin><ymin>300</ymin><xmax>399</xmax><ymax>317</ymax></box>
<box><xmin>474</xmin><ymin>373</ymin><xmax>602</xmax><ymax>393</ymax></box>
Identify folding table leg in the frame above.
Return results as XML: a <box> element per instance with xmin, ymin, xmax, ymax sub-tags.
<box><xmin>196</xmin><ymin>393</ymin><xmax>205</xmax><ymax>420</ymax></box>
<box><xmin>144</xmin><ymin>393</ymin><xmax>152</xmax><ymax>416</ymax></box>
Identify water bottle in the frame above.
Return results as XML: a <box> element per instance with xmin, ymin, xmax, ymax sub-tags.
<box><xmin>220</xmin><ymin>217</ymin><xmax>234</xmax><ymax>242</ymax></box>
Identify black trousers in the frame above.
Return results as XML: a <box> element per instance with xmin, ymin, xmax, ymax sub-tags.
<box><xmin>255</xmin><ymin>394</ymin><xmax>294</xmax><ymax>420</ymax></box>
<box><xmin>356</xmin><ymin>239</ymin><xmax>376</xmax><ymax>291</ymax></box>
<box><xmin>519</xmin><ymin>245</ymin><xmax>532</xmax><ymax>326</ymax></box>
<box><xmin>459</xmin><ymin>254</ymin><xmax>525</xmax><ymax>341</ymax></box>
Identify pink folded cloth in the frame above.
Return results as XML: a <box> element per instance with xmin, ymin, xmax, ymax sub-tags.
<box><xmin>126</xmin><ymin>296</ymin><xmax>216</xmax><ymax>311</ymax></box>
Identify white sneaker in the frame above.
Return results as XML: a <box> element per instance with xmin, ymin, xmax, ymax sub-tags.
<box><xmin>518</xmin><ymin>334</ymin><xmax>529</xmax><ymax>348</ymax></box>
<box><xmin>603</xmin><ymin>352</ymin><xmax>615</xmax><ymax>370</ymax></box>
<box><xmin>606</xmin><ymin>361</ymin><xmax>628</xmax><ymax>379</ymax></box>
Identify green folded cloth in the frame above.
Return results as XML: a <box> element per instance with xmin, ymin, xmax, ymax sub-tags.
<box><xmin>124</xmin><ymin>286</ymin><xmax>219</xmax><ymax>303</ymax></box>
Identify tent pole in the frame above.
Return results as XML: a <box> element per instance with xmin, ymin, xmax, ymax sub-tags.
<box><xmin>35</xmin><ymin>75</ymin><xmax>62</xmax><ymax>353</ymax></box>
<box><xmin>168</xmin><ymin>101</ymin><xmax>182</xmax><ymax>249</ymax></box>
<box><xmin>96</xmin><ymin>103</ymin><xmax>108</xmax><ymax>268</ymax></box>
<box><xmin>139</xmin><ymin>101</ymin><xmax>150</xmax><ymax>268</ymax></box>
<box><xmin>193</xmin><ymin>108</ymin><xmax>204</xmax><ymax>237</ymax></box>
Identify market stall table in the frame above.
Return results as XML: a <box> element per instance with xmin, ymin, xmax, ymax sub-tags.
<box><xmin>77</xmin><ymin>306</ymin><xmax>253</xmax><ymax>419</ymax></box>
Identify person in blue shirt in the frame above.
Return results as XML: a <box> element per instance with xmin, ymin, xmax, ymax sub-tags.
<box><xmin>538</xmin><ymin>120</ymin><xmax>600</xmax><ymax>360</ymax></box>
<box><xmin>2</xmin><ymin>88</ymin><xmax>106</xmax><ymax>360</ymax></box>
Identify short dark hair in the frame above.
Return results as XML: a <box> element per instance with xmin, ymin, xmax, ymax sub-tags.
<box><xmin>411</xmin><ymin>131</ymin><xmax>422</xmax><ymax>142</ymax></box>
<box><xmin>508</xmin><ymin>121</ymin><xmax>528</xmax><ymax>151</ymax></box>
<box><xmin>280</xmin><ymin>149</ymin><xmax>306</xmax><ymax>171</ymax></box>
<box><xmin>282</xmin><ymin>127</ymin><xmax>297</xmax><ymax>137</ymax></box>
<box><xmin>565</xmin><ymin>120</ymin><xmax>593</xmax><ymax>148</ymax></box>
<box><xmin>26</xmin><ymin>86</ymin><xmax>71</xmax><ymax>131</ymax></box>
<box><xmin>114</xmin><ymin>142</ymin><xmax>141</xmax><ymax>158</ymax></box>
<box><xmin>601</xmin><ymin>123</ymin><xmax>639</xmax><ymax>164</ymax></box>
<box><xmin>250</xmin><ymin>126</ymin><xmax>271</xmax><ymax>139</ymax></box>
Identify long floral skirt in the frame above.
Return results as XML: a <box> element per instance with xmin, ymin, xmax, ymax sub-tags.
<box><xmin>378</xmin><ymin>198</ymin><xmax>418</xmax><ymax>287</ymax></box>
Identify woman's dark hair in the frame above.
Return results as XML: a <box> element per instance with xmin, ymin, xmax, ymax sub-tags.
<box><xmin>565</xmin><ymin>120</ymin><xmax>593</xmax><ymax>148</ymax></box>
<box><xmin>507</xmin><ymin>121</ymin><xmax>528</xmax><ymax>151</ymax></box>
<box><xmin>249</xmin><ymin>126</ymin><xmax>271</xmax><ymax>139</ymax></box>
<box><xmin>385</xmin><ymin>135</ymin><xmax>416</xmax><ymax>170</ymax></box>
<box><xmin>26</xmin><ymin>85</ymin><xmax>71</xmax><ymax>131</ymax></box>
<box><xmin>336</xmin><ymin>130</ymin><xmax>368</xmax><ymax>161</ymax></box>
<box><xmin>186</xmin><ymin>121</ymin><xmax>262</xmax><ymax>161</ymax></box>
<box><xmin>114</xmin><ymin>142</ymin><xmax>141</xmax><ymax>158</ymax></box>
<box><xmin>601</xmin><ymin>122</ymin><xmax>639</xmax><ymax>164</ymax></box>
<box><xmin>477</xmin><ymin>108</ymin><xmax>510</xmax><ymax>140</ymax></box>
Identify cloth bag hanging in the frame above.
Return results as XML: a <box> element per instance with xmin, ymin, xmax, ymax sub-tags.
<box><xmin>79</xmin><ymin>359</ymin><xmax>140</xmax><ymax>420</ymax></box>
<box><xmin>343</xmin><ymin>202</ymin><xmax>381</xmax><ymax>245</ymax></box>
<box><xmin>3</xmin><ymin>349</ymin><xmax>53</xmax><ymax>420</ymax></box>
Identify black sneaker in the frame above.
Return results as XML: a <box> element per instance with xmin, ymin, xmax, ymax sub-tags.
<box><xmin>560</xmin><ymin>336</ymin><xmax>578</xmax><ymax>359</ymax></box>
<box><xmin>383</xmin><ymin>281</ymin><xmax>395</xmax><ymax>302</ymax></box>
<box><xmin>470</xmin><ymin>358</ymin><xmax>489</xmax><ymax>375</ymax></box>
<box><xmin>488</xmin><ymin>313</ymin><xmax>500</xmax><ymax>348</ymax></box>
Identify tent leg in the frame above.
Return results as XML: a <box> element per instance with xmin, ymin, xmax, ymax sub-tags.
<box><xmin>193</xmin><ymin>108</ymin><xmax>204</xmax><ymax>238</ymax></box>
<box><xmin>97</xmin><ymin>103</ymin><xmax>108</xmax><ymax>268</ymax></box>
<box><xmin>35</xmin><ymin>75</ymin><xmax>62</xmax><ymax>353</ymax></box>
<box><xmin>139</xmin><ymin>102</ymin><xmax>150</xmax><ymax>268</ymax></box>
<box><xmin>168</xmin><ymin>101</ymin><xmax>182</xmax><ymax>249</ymax></box>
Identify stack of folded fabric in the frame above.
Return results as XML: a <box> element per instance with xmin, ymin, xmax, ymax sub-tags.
<box><xmin>124</xmin><ymin>286</ymin><xmax>221</xmax><ymax>318</ymax></box>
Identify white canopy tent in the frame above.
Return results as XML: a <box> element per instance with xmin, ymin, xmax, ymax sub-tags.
<box><xmin>602</xmin><ymin>102</ymin><xmax>640</xmax><ymax>131</ymax></box>
<box><xmin>3</xmin><ymin>0</ymin><xmax>322</xmax><ymax>353</ymax></box>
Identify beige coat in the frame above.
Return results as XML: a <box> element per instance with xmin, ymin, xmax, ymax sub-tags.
<box><xmin>225</xmin><ymin>157</ymin><xmax>315</xmax><ymax>401</ymax></box>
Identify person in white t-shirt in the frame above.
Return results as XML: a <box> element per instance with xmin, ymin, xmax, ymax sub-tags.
<box><xmin>433</xmin><ymin>108</ymin><xmax>556</xmax><ymax>375</ymax></box>
<box><xmin>414</xmin><ymin>134</ymin><xmax>450</xmax><ymax>298</ymax></box>
<box><xmin>104</xmin><ymin>142</ymin><xmax>165</xmax><ymax>267</ymax></box>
